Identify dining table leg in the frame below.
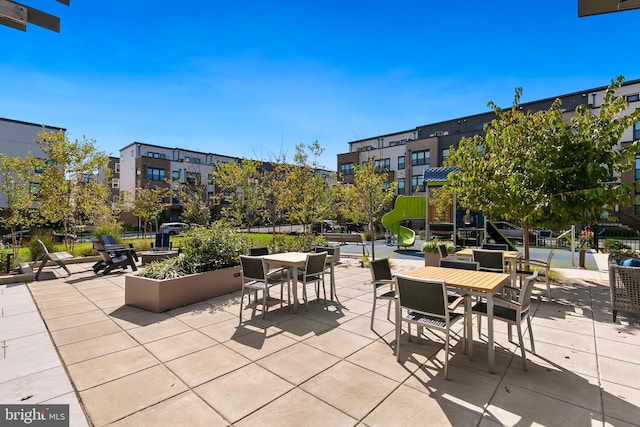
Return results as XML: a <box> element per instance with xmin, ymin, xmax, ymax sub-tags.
<box><xmin>487</xmin><ymin>293</ymin><xmax>495</xmax><ymax>373</ymax></box>
<box><xmin>291</xmin><ymin>265</ymin><xmax>299</xmax><ymax>313</ymax></box>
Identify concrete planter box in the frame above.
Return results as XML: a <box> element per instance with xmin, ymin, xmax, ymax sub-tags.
<box><xmin>424</xmin><ymin>252</ymin><xmax>440</xmax><ymax>267</ymax></box>
<box><xmin>125</xmin><ymin>265</ymin><xmax>242</xmax><ymax>313</ymax></box>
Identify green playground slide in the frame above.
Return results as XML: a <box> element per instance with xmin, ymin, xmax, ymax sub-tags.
<box><xmin>382</xmin><ymin>195</ymin><xmax>426</xmax><ymax>248</ymax></box>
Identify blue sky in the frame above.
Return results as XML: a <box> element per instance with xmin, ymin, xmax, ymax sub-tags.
<box><xmin>2</xmin><ymin>1</ymin><xmax>639</xmax><ymax>170</ymax></box>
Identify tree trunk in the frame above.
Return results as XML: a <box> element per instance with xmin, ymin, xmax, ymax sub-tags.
<box><xmin>368</xmin><ymin>221</ymin><xmax>375</xmax><ymax>260</ymax></box>
<box><xmin>523</xmin><ymin>221</ymin><xmax>530</xmax><ymax>260</ymax></box>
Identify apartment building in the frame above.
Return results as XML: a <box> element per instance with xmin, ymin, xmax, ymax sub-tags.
<box><xmin>338</xmin><ymin>79</ymin><xmax>640</xmax><ymax>222</ymax></box>
<box><xmin>116</xmin><ymin>142</ymin><xmax>241</xmax><ymax>225</ymax></box>
<box><xmin>0</xmin><ymin>117</ymin><xmax>65</xmax><ymax>208</ymax></box>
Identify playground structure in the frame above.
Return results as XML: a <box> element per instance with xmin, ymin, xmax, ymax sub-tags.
<box><xmin>381</xmin><ymin>195</ymin><xmax>425</xmax><ymax>248</ymax></box>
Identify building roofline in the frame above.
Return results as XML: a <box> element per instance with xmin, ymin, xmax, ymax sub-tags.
<box><xmin>118</xmin><ymin>141</ymin><xmax>242</xmax><ymax>161</ymax></box>
<box><xmin>0</xmin><ymin>117</ymin><xmax>66</xmax><ymax>132</ymax></box>
<box><xmin>347</xmin><ymin>129</ymin><xmax>417</xmax><ymax>146</ymax></box>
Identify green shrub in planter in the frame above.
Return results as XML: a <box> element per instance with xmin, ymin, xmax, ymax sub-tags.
<box><xmin>421</xmin><ymin>237</ymin><xmax>455</xmax><ymax>255</ymax></box>
<box><xmin>138</xmin><ymin>223</ymin><xmax>250</xmax><ymax>279</ymax></box>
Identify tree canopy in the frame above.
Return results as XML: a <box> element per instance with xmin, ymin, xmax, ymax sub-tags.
<box><xmin>446</xmin><ymin>76</ymin><xmax>640</xmax><ymax>258</ymax></box>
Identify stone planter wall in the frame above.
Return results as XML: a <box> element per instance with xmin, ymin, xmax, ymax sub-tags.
<box><xmin>125</xmin><ymin>265</ymin><xmax>242</xmax><ymax>313</ymax></box>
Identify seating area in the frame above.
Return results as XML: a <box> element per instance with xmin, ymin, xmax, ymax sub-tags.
<box><xmin>3</xmin><ymin>249</ymin><xmax>639</xmax><ymax>426</ymax></box>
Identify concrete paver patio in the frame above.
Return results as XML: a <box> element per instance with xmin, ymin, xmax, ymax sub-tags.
<box><xmin>1</xmin><ymin>252</ymin><xmax>639</xmax><ymax>426</ymax></box>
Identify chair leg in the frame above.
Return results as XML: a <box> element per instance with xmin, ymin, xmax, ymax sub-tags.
<box><xmin>261</xmin><ymin>288</ymin><xmax>268</xmax><ymax>319</ymax></box>
<box><xmin>516</xmin><ymin>321</ymin><xmax>527</xmax><ymax>371</ymax></box>
<box><xmin>371</xmin><ymin>294</ymin><xmax>377</xmax><ymax>330</ymax></box>
<box><xmin>526</xmin><ymin>315</ymin><xmax>535</xmax><ymax>354</ymax></box>
<box><xmin>545</xmin><ymin>276</ymin><xmax>551</xmax><ymax>301</ymax></box>
<box><xmin>395</xmin><ymin>301</ymin><xmax>401</xmax><ymax>360</ymax></box>
<box><xmin>239</xmin><ymin>287</ymin><xmax>246</xmax><ymax>322</ymax></box>
<box><xmin>444</xmin><ymin>331</ymin><xmax>450</xmax><ymax>380</ymax></box>
<box><xmin>387</xmin><ymin>299</ymin><xmax>392</xmax><ymax>321</ymax></box>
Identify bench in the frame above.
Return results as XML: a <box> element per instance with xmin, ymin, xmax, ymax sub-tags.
<box><xmin>322</xmin><ymin>233</ymin><xmax>368</xmax><ymax>257</ymax></box>
<box><xmin>322</xmin><ymin>233</ymin><xmax>364</xmax><ymax>245</ymax></box>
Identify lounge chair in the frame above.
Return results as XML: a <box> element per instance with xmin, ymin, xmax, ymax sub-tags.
<box><xmin>35</xmin><ymin>239</ymin><xmax>72</xmax><ymax>281</ymax></box>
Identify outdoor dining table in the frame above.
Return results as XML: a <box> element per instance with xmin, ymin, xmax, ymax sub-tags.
<box><xmin>455</xmin><ymin>247</ymin><xmax>522</xmax><ymax>286</ymax></box>
<box><xmin>262</xmin><ymin>251</ymin><xmax>335</xmax><ymax>313</ymax></box>
<box><xmin>402</xmin><ymin>265</ymin><xmax>511</xmax><ymax>374</ymax></box>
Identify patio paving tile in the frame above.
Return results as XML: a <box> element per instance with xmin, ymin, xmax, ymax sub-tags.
<box><xmin>483</xmin><ymin>382</ymin><xmax>602</xmax><ymax>426</ymax></box>
<box><xmin>67</xmin><ymin>345</ymin><xmax>159</xmax><ymax>390</ymax></box>
<box><xmin>42</xmin><ymin>309</ymin><xmax>110</xmax><ymax>331</ymax></box>
<box><xmin>256</xmin><ymin>341</ymin><xmax>341</xmax><ymax>385</ymax></box>
<box><xmin>49</xmin><ymin>319</ymin><xmax>122</xmax><ymax>346</ymax></box>
<box><xmin>303</xmin><ymin>327</ymin><xmax>374</xmax><ymax>359</ymax></box>
<box><xmin>125</xmin><ymin>317</ymin><xmax>193</xmax><ymax>344</ymax></box>
<box><xmin>0</xmin><ymin>332</ymin><xmax>62</xmax><ymax>383</ymax></box>
<box><xmin>235</xmin><ymin>388</ymin><xmax>356</xmax><ymax>427</ymax></box>
<box><xmin>601</xmin><ymin>380</ymin><xmax>640</xmax><ymax>426</ymax></box>
<box><xmin>0</xmin><ymin>365</ymin><xmax>74</xmax><ymax>404</ymax></box>
<box><xmin>78</xmin><ymin>365</ymin><xmax>188</xmax><ymax>426</ymax></box>
<box><xmin>143</xmin><ymin>329</ymin><xmax>217</xmax><ymax>362</ymax></box>
<box><xmin>56</xmin><ymin>331</ymin><xmax>139</xmax><ymax>365</ymax></box>
<box><xmin>598</xmin><ymin>356</ymin><xmax>640</xmax><ymax>389</ymax></box>
<box><xmin>194</xmin><ymin>363</ymin><xmax>293</xmax><ymax>424</ymax></box>
<box><xmin>363</xmin><ymin>383</ymin><xmax>482</xmax><ymax>427</ymax></box>
<box><xmin>300</xmin><ymin>360</ymin><xmax>399</xmax><ymax>420</ymax></box>
<box><xmin>165</xmin><ymin>343</ymin><xmax>250</xmax><ymax>387</ymax></box>
<box><xmin>222</xmin><ymin>328</ymin><xmax>298</xmax><ymax>361</ymax></box>
<box><xmin>108</xmin><ymin>391</ymin><xmax>228</xmax><ymax>427</ymax></box>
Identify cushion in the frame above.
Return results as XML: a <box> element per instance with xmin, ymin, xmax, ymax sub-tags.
<box><xmin>620</xmin><ymin>257</ymin><xmax>640</xmax><ymax>267</ymax></box>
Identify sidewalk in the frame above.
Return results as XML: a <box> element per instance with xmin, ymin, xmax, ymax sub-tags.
<box><xmin>1</xmin><ymin>252</ymin><xmax>638</xmax><ymax>426</ymax></box>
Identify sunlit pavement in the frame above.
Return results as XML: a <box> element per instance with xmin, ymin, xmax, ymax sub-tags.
<box><xmin>1</xmin><ymin>246</ymin><xmax>638</xmax><ymax>426</ymax></box>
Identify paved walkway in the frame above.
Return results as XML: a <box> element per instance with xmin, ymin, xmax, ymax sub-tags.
<box><xmin>1</xmin><ymin>250</ymin><xmax>639</xmax><ymax>426</ymax></box>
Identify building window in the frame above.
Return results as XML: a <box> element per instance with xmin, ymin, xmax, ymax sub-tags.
<box><xmin>172</xmin><ymin>170</ymin><xmax>180</xmax><ymax>181</ymax></box>
<box><xmin>374</xmin><ymin>158</ymin><xmax>390</xmax><ymax>172</ymax></box>
<box><xmin>635</xmin><ymin>122</ymin><xmax>640</xmax><ymax>140</ymax></box>
<box><xmin>397</xmin><ymin>178</ymin><xmax>405</xmax><ymax>196</ymax></box>
<box><xmin>441</xmin><ymin>148</ymin><xmax>450</xmax><ymax>165</ymax></box>
<box><xmin>636</xmin><ymin>155</ymin><xmax>640</xmax><ymax>180</ymax></box>
<box><xmin>184</xmin><ymin>157</ymin><xmax>201</xmax><ymax>164</ymax></box>
<box><xmin>411</xmin><ymin>150</ymin><xmax>430</xmax><ymax>166</ymax></box>
<box><xmin>340</xmin><ymin>162</ymin><xmax>354</xmax><ymax>175</ymax></box>
<box><xmin>186</xmin><ymin>172</ymin><xmax>201</xmax><ymax>185</ymax></box>
<box><xmin>398</xmin><ymin>156</ymin><xmax>405</xmax><ymax>170</ymax></box>
<box><xmin>627</xmin><ymin>94</ymin><xmax>639</xmax><ymax>102</ymax></box>
<box><xmin>112</xmin><ymin>178</ymin><xmax>120</xmax><ymax>188</ymax></box>
<box><xmin>147</xmin><ymin>151</ymin><xmax>166</xmax><ymax>159</ymax></box>
<box><xmin>147</xmin><ymin>167</ymin><xmax>165</xmax><ymax>181</ymax></box>
<box><xmin>411</xmin><ymin>175</ymin><xmax>424</xmax><ymax>193</ymax></box>
<box><xmin>636</xmin><ymin>191</ymin><xmax>640</xmax><ymax>215</ymax></box>
<box><xmin>208</xmin><ymin>172</ymin><xmax>215</xmax><ymax>185</ymax></box>
<box><xmin>30</xmin><ymin>182</ymin><xmax>39</xmax><ymax>194</ymax></box>
<box><xmin>114</xmin><ymin>163</ymin><xmax>120</xmax><ymax>173</ymax></box>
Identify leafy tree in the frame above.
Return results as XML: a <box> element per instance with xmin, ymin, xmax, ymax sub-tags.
<box><xmin>446</xmin><ymin>76</ymin><xmax>640</xmax><ymax>258</ymax></box>
<box><xmin>36</xmin><ymin>129</ymin><xmax>111</xmax><ymax>252</ymax></box>
<box><xmin>338</xmin><ymin>158</ymin><xmax>397</xmax><ymax>260</ymax></box>
<box><xmin>128</xmin><ymin>186</ymin><xmax>170</xmax><ymax>238</ymax></box>
<box><xmin>0</xmin><ymin>153</ymin><xmax>38</xmax><ymax>257</ymax></box>
<box><xmin>281</xmin><ymin>141</ymin><xmax>334</xmax><ymax>232</ymax></box>
<box><xmin>211</xmin><ymin>159</ymin><xmax>260</xmax><ymax>227</ymax></box>
<box><xmin>253</xmin><ymin>159</ymin><xmax>289</xmax><ymax>235</ymax></box>
<box><xmin>178</xmin><ymin>164</ymin><xmax>212</xmax><ymax>226</ymax></box>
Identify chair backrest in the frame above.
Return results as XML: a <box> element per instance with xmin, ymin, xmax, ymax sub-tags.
<box><xmin>538</xmin><ymin>230</ymin><xmax>552</xmax><ymax>238</ymax></box>
<box><xmin>240</xmin><ymin>255</ymin><xmax>266</xmax><ymax>281</ymax></box>
<box><xmin>101</xmin><ymin>235</ymin><xmax>117</xmax><ymax>245</ymax></box>
<box><xmin>439</xmin><ymin>258</ymin><xmax>479</xmax><ymax>271</ymax></box>
<box><xmin>396</xmin><ymin>275</ymin><xmax>447</xmax><ymax>318</ymax></box>
<box><xmin>472</xmin><ymin>249</ymin><xmax>505</xmax><ymax>272</ymax></box>
<box><xmin>248</xmin><ymin>246</ymin><xmax>269</xmax><ymax>256</ymax></box>
<box><xmin>482</xmin><ymin>243</ymin><xmax>508</xmax><ymax>251</ymax></box>
<box><xmin>37</xmin><ymin>239</ymin><xmax>50</xmax><ymax>256</ymax></box>
<box><xmin>155</xmin><ymin>233</ymin><xmax>170</xmax><ymax>249</ymax></box>
<box><xmin>545</xmin><ymin>250</ymin><xmax>555</xmax><ymax>268</ymax></box>
<box><xmin>305</xmin><ymin>252</ymin><xmax>327</xmax><ymax>276</ymax></box>
<box><xmin>437</xmin><ymin>244</ymin><xmax>449</xmax><ymax>258</ymax></box>
<box><xmin>519</xmin><ymin>271</ymin><xmax>539</xmax><ymax>313</ymax></box>
<box><xmin>370</xmin><ymin>258</ymin><xmax>393</xmax><ymax>282</ymax></box>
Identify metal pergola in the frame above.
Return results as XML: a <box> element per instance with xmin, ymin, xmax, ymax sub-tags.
<box><xmin>1</xmin><ymin>0</ymin><xmax>69</xmax><ymax>32</ymax></box>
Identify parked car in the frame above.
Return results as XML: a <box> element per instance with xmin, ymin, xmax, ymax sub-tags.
<box><xmin>311</xmin><ymin>220</ymin><xmax>344</xmax><ymax>234</ymax></box>
<box><xmin>159</xmin><ymin>222</ymin><xmax>190</xmax><ymax>235</ymax></box>
<box><xmin>2</xmin><ymin>229</ymin><xmax>30</xmax><ymax>245</ymax></box>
